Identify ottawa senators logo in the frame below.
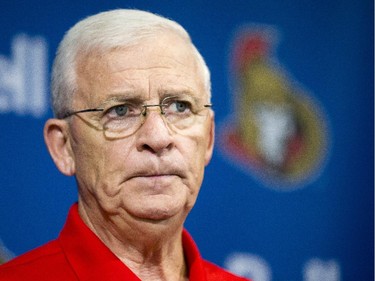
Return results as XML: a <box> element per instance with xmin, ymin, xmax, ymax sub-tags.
<box><xmin>219</xmin><ymin>26</ymin><xmax>329</xmax><ymax>190</ymax></box>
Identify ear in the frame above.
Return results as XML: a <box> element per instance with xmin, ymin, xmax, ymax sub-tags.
<box><xmin>204</xmin><ymin>110</ymin><xmax>215</xmax><ymax>166</ymax></box>
<box><xmin>44</xmin><ymin>118</ymin><xmax>76</xmax><ymax>176</ymax></box>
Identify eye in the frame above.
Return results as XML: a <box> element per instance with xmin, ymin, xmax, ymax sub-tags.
<box><xmin>169</xmin><ymin>100</ymin><xmax>191</xmax><ymax>113</ymax></box>
<box><xmin>108</xmin><ymin>104</ymin><xmax>129</xmax><ymax>117</ymax></box>
<box><xmin>175</xmin><ymin>101</ymin><xmax>188</xmax><ymax>112</ymax></box>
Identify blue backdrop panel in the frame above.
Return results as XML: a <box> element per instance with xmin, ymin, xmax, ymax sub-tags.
<box><xmin>0</xmin><ymin>1</ymin><xmax>373</xmax><ymax>280</ymax></box>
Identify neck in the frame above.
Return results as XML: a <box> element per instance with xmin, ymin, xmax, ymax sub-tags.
<box><xmin>78</xmin><ymin>200</ymin><xmax>189</xmax><ymax>281</ymax></box>
<box><xmin>118</xmin><ymin>232</ymin><xmax>188</xmax><ymax>281</ymax></box>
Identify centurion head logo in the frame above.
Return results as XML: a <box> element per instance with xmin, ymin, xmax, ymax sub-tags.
<box><xmin>219</xmin><ymin>26</ymin><xmax>329</xmax><ymax>190</ymax></box>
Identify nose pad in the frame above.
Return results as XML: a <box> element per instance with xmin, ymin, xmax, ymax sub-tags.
<box><xmin>142</xmin><ymin>104</ymin><xmax>165</xmax><ymax>116</ymax></box>
<box><xmin>139</xmin><ymin>105</ymin><xmax>170</xmax><ymax>132</ymax></box>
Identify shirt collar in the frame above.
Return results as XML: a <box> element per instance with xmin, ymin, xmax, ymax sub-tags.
<box><xmin>58</xmin><ymin>203</ymin><xmax>207</xmax><ymax>280</ymax></box>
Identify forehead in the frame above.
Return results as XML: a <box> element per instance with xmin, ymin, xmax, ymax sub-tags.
<box><xmin>75</xmin><ymin>33</ymin><xmax>207</xmax><ymax>105</ymax></box>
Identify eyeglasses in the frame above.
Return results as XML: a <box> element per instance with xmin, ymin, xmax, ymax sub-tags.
<box><xmin>62</xmin><ymin>95</ymin><xmax>212</xmax><ymax>139</ymax></box>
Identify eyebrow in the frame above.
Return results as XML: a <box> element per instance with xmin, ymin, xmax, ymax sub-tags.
<box><xmin>98</xmin><ymin>89</ymin><xmax>203</xmax><ymax>106</ymax></box>
<box><xmin>158</xmin><ymin>89</ymin><xmax>201</xmax><ymax>103</ymax></box>
<box><xmin>98</xmin><ymin>94</ymin><xmax>144</xmax><ymax>106</ymax></box>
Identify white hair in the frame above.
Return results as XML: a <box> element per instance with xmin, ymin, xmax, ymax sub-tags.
<box><xmin>51</xmin><ymin>9</ymin><xmax>211</xmax><ymax>118</ymax></box>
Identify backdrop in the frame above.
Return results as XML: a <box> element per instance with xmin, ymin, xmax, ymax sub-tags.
<box><xmin>0</xmin><ymin>1</ymin><xmax>373</xmax><ymax>280</ymax></box>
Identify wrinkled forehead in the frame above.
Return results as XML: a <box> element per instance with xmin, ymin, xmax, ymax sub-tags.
<box><xmin>74</xmin><ymin>33</ymin><xmax>208</xmax><ymax>105</ymax></box>
<box><xmin>92</xmin><ymin>32</ymin><xmax>201</xmax><ymax>70</ymax></box>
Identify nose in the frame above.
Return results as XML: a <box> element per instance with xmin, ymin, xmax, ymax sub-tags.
<box><xmin>136</xmin><ymin>108</ymin><xmax>174</xmax><ymax>154</ymax></box>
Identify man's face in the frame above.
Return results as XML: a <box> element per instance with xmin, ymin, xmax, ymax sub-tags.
<box><xmin>67</xmin><ymin>33</ymin><xmax>214</xmax><ymax>225</ymax></box>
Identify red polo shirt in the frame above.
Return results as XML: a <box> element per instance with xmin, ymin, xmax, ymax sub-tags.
<box><xmin>0</xmin><ymin>204</ymin><xmax>249</xmax><ymax>280</ymax></box>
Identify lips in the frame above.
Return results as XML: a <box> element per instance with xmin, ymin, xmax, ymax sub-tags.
<box><xmin>129</xmin><ymin>171</ymin><xmax>183</xmax><ymax>181</ymax></box>
<box><xmin>127</xmin><ymin>161</ymin><xmax>186</xmax><ymax>182</ymax></box>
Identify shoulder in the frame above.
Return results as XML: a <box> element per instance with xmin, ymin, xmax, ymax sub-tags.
<box><xmin>202</xmin><ymin>260</ymin><xmax>251</xmax><ymax>281</ymax></box>
<box><xmin>1</xmin><ymin>240</ymin><xmax>61</xmax><ymax>268</ymax></box>
<box><xmin>0</xmin><ymin>240</ymin><xmax>76</xmax><ymax>280</ymax></box>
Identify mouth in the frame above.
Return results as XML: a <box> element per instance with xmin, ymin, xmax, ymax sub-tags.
<box><xmin>125</xmin><ymin>160</ymin><xmax>187</xmax><ymax>184</ymax></box>
<box><xmin>128</xmin><ymin>162</ymin><xmax>185</xmax><ymax>180</ymax></box>
<box><xmin>129</xmin><ymin>173</ymin><xmax>180</xmax><ymax>181</ymax></box>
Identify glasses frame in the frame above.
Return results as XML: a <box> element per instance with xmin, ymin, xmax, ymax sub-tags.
<box><xmin>62</xmin><ymin>99</ymin><xmax>212</xmax><ymax>119</ymax></box>
<box><xmin>61</xmin><ymin>96</ymin><xmax>212</xmax><ymax>137</ymax></box>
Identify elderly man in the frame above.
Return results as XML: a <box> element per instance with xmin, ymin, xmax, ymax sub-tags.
<box><xmin>0</xmin><ymin>9</ymin><xmax>249</xmax><ymax>281</ymax></box>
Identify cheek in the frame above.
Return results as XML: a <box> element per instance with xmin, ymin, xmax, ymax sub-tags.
<box><xmin>94</xmin><ymin>141</ymin><xmax>135</xmax><ymax>191</ymax></box>
<box><xmin>178</xmin><ymin>133</ymin><xmax>209</xmax><ymax>183</ymax></box>
<box><xmin>72</xmin><ymin>131</ymin><xmax>134</xmax><ymax>199</ymax></box>
<box><xmin>184</xmin><ymin>140</ymin><xmax>208</xmax><ymax>212</ymax></box>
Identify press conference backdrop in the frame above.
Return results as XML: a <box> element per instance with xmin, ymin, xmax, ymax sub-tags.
<box><xmin>0</xmin><ymin>1</ymin><xmax>373</xmax><ymax>280</ymax></box>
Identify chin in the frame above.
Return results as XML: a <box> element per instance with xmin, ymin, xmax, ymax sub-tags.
<box><xmin>133</xmin><ymin>201</ymin><xmax>188</xmax><ymax>223</ymax></box>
